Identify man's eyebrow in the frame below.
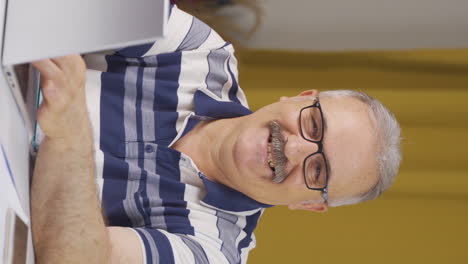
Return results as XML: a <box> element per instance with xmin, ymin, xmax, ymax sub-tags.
<box><xmin>322</xmin><ymin>114</ymin><xmax>332</xmax><ymax>181</ymax></box>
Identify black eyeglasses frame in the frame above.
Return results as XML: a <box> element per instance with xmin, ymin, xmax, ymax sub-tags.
<box><xmin>298</xmin><ymin>100</ymin><xmax>329</xmax><ymax>203</ymax></box>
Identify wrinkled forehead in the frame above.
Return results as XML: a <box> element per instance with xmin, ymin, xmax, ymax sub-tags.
<box><xmin>320</xmin><ymin>96</ymin><xmax>379</xmax><ymax>199</ymax></box>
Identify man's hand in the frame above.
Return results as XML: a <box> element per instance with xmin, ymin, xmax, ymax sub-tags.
<box><xmin>32</xmin><ymin>55</ymin><xmax>89</xmax><ymax>142</ymax></box>
<box><xmin>30</xmin><ymin>55</ymin><xmax>110</xmax><ymax>264</ymax></box>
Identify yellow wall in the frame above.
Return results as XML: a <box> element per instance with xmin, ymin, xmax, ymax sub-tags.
<box><xmin>237</xmin><ymin>49</ymin><xmax>468</xmax><ymax>264</ymax></box>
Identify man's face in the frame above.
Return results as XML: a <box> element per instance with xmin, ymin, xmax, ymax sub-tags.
<box><xmin>219</xmin><ymin>90</ymin><xmax>379</xmax><ymax>210</ymax></box>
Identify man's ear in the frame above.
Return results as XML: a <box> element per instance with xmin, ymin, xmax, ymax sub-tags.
<box><xmin>288</xmin><ymin>201</ymin><xmax>328</xmax><ymax>212</ymax></box>
<box><xmin>280</xmin><ymin>89</ymin><xmax>319</xmax><ymax>102</ymax></box>
<box><xmin>298</xmin><ymin>89</ymin><xmax>319</xmax><ymax>97</ymax></box>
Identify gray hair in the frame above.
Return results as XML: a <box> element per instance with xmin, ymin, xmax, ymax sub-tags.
<box><xmin>318</xmin><ymin>90</ymin><xmax>402</xmax><ymax>207</ymax></box>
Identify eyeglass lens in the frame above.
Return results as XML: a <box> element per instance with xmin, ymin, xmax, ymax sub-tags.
<box><xmin>300</xmin><ymin>106</ymin><xmax>323</xmax><ymax>142</ymax></box>
<box><xmin>304</xmin><ymin>153</ymin><xmax>327</xmax><ymax>189</ymax></box>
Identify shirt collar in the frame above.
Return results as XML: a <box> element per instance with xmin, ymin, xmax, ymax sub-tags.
<box><xmin>194</xmin><ymin>90</ymin><xmax>252</xmax><ymax>118</ymax></box>
<box><xmin>199</xmin><ymin>174</ymin><xmax>273</xmax><ymax>212</ymax></box>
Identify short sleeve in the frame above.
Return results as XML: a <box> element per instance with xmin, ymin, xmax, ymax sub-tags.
<box><xmin>133</xmin><ymin>227</ymin><xmax>229</xmax><ymax>264</ymax></box>
<box><xmin>116</xmin><ymin>5</ymin><xmax>228</xmax><ymax>58</ymax></box>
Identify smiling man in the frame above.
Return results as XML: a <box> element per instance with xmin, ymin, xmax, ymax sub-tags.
<box><xmin>173</xmin><ymin>89</ymin><xmax>388</xmax><ymax>210</ymax></box>
<box><xmin>30</xmin><ymin>4</ymin><xmax>401</xmax><ymax>264</ymax></box>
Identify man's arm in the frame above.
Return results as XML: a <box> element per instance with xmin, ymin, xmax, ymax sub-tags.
<box><xmin>31</xmin><ymin>56</ymin><xmax>142</xmax><ymax>264</ymax></box>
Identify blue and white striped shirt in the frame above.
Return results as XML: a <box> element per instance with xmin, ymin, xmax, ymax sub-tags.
<box><xmin>83</xmin><ymin>5</ymin><xmax>271</xmax><ymax>264</ymax></box>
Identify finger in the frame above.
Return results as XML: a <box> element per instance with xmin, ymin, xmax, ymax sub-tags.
<box><xmin>40</xmin><ymin>78</ymin><xmax>69</xmax><ymax>113</ymax></box>
<box><xmin>36</xmin><ymin>95</ymin><xmax>50</xmax><ymax>121</ymax></box>
<box><xmin>40</xmin><ymin>78</ymin><xmax>55</xmax><ymax>101</ymax></box>
<box><xmin>51</xmin><ymin>54</ymin><xmax>85</xmax><ymax>75</ymax></box>
<box><xmin>31</xmin><ymin>59</ymin><xmax>62</xmax><ymax>80</ymax></box>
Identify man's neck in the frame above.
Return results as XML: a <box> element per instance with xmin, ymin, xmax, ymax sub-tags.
<box><xmin>171</xmin><ymin>117</ymin><xmax>240</xmax><ymax>188</ymax></box>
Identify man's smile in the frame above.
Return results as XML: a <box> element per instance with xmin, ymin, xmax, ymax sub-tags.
<box><xmin>268</xmin><ymin>120</ymin><xmax>289</xmax><ymax>183</ymax></box>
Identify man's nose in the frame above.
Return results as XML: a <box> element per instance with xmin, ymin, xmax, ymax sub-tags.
<box><xmin>284</xmin><ymin>135</ymin><xmax>320</xmax><ymax>164</ymax></box>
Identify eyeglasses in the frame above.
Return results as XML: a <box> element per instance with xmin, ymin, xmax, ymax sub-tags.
<box><xmin>299</xmin><ymin>99</ymin><xmax>329</xmax><ymax>203</ymax></box>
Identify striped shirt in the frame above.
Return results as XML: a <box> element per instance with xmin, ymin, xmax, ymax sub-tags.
<box><xmin>83</xmin><ymin>5</ymin><xmax>271</xmax><ymax>264</ymax></box>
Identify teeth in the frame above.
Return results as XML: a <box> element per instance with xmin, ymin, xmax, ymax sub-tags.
<box><xmin>267</xmin><ymin>143</ymin><xmax>275</xmax><ymax>170</ymax></box>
